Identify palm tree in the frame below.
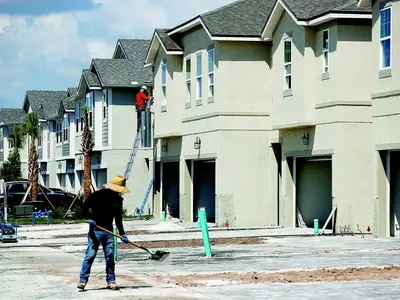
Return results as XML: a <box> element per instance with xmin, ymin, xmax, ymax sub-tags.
<box><xmin>25</xmin><ymin>112</ymin><xmax>40</xmax><ymax>201</ymax></box>
<box><xmin>81</xmin><ymin>106</ymin><xmax>94</xmax><ymax>200</ymax></box>
<box><xmin>8</xmin><ymin>124</ymin><xmax>26</xmax><ymax>153</ymax></box>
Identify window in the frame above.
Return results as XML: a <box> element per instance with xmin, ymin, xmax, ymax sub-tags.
<box><xmin>208</xmin><ymin>49</ymin><xmax>215</xmax><ymax>97</ymax></box>
<box><xmin>86</xmin><ymin>92</ymin><xmax>94</xmax><ymax>128</ymax></box>
<box><xmin>0</xmin><ymin>128</ymin><xmax>3</xmax><ymax>151</ymax></box>
<box><xmin>63</xmin><ymin>113</ymin><xmax>69</xmax><ymax>142</ymax></box>
<box><xmin>75</xmin><ymin>103</ymin><xmax>80</xmax><ymax>133</ymax></box>
<box><xmin>102</xmin><ymin>89</ymin><xmax>108</xmax><ymax>120</ymax></box>
<box><xmin>161</xmin><ymin>62</ymin><xmax>167</xmax><ymax>106</ymax></box>
<box><xmin>380</xmin><ymin>7</ymin><xmax>392</xmax><ymax>69</ymax></box>
<box><xmin>80</xmin><ymin>101</ymin><xmax>84</xmax><ymax>131</ymax></box>
<box><xmin>322</xmin><ymin>30</ymin><xmax>329</xmax><ymax>73</ymax></box>
<box><xmin>185</xmin><ymin>58</ymin><xmax>191</xmax><ymax>102</ymax></box>
<box><xmin>284</xmin><ymin>38</ymin><xmax>292</xmax><ymax>90</ymax></box>
<box><xmin>8</xmin><ymin>183</ymin><xmax>26</xmax><ymax>193</ymax></box>
<box><xmin>196</xmin><ymin>53</ymin><xmax>202</xmax><ymax>99</ymax></box>
<box><xmin>56</xmin><ymin>122</ymin><xmax>62</xmax><ymax>144</ymax></box>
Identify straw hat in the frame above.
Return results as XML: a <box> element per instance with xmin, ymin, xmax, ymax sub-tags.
<box><xmin>104</xmin><ymin>175</ymin><xmax>129</xmax><ymax>194</ymax></box>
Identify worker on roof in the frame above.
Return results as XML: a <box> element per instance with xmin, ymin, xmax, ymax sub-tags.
<box><xmin>77</xmin><ymin>175</ymin><xmax>130</xmax><ymax>291</ymax></box>
<box><xmin>135</xmin><ymin>86</ymin><xmax>153</xmax><ymax>132</ymax></box>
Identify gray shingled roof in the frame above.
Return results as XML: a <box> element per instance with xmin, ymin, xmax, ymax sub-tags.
<box><xmin>119</xmin><ymin>39</ymin><xmax>152</xmax><ymax>60</ymax></box>
<box><xmin>92</xmin><ymin>58</ymin><xmax>152</xmax><ymax>87</ymax></box>
<box><xmin>62</xmin><ymin>97</ymin><xmax>75</xmax><ymax>111</ymax></box>
<box><xmin>284</xmin><ymin>0</ymin><xmax>371</xmax><ymax>20</ymax></box>
<box><xmin>201</xmin><ymin>0</ymin><xmax>273</xmax><ymax>37</ymax></box>
<box><xmin>67</xmin><ymin>87</ymin><xmax>78</xmax><ymax>97</ymax></box>
<box><xmin>0</xmin><ymin>108</ymin><xmax>27</xmax><ymax>126</ymax></box>
<box><xmin>82</xmin><ymin>69</ymin><xmax>101</xmax><ymax>88</ymax></box>
<box><xmin>155</xmin><ymin>29</ymin><xmax>182</xmax><ymax>51</ymax></box>
<box><xmin>166</xmin><ymin>0</ymin><xmax>370</xmax><ymax>38</ymax></box>
<box><xmin>25</xmin><ymin>91</ymin><xmax>67</xmax><ymax>120</ymax></box>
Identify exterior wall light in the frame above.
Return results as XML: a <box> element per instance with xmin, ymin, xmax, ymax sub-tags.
<box><xmin>301</xmin><ymin>132</ymin><xmax>309</xmax><ymax>146</ymax></box>
<box><xmin>78</xmin><ymin>155</ymin><xmax>83</xmax><ymax>165</ymax></box>
<box><xmin>194</xmin><ymin>136</ymin><xmax>201</xmax><ymax>150</ymax></box>
<box><xmin>57</xmin><ymin>162</ymin><xmax>61</xmax><ymax>169</ymax></box>
<box><xmin>161</xmin><ymin>140</ymin><xmax>168</xmax><ymax>152</ymax></box>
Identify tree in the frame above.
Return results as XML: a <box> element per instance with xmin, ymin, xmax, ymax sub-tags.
<box><xmin>8</xmin><ymin>124</ymin><xmax>26</xmax><ymax>153</ymax></box>
<box><xmin>25</xmin><ymin>112</ymin><xmax>40</xmax><ymax>202</ymax></box>
<box><xmin>81</xmin><ymin>106</ymin><xmax>94</xmax><ymax>200</ymax></box>
<box><xmin>0</xmin><ymin>150</ymin><xmax>23</xmax><ymax>181</ymax></box>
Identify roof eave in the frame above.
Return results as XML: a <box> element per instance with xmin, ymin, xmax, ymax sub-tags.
<box><xmin>261</xmin><ymin>0</ymin><xmax>372</xmax><ymax>40</ymax></box>
<box><xmin>167</xmin><ymin>16</ymin><xmax>213</xmax><ymax>40</ymax></box>
<box><xmin>358</xmin><ymin>0</ymin><xmax>372</xmax><ymax>8</ymax></box>
<box><xmin>145</xmin><ymin>30</ymin><xmax>184</xmax><ymax>66</ymax></box>
<box><xmin>90</xmin><ymin>60</ymin><xmax>105</xmax><ymax>88</ymax></box>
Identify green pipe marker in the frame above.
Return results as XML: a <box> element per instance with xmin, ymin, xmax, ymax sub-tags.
<box><xmin>199</xmin><ymin>208</ymin><xmax>212</xmax><ymax>257</ymax></box>
<box><xmin>113</xmin><ymin>227</ymin><xmax>118</xmax><ymax>261</ymax></box>
<box><xmin>161</xmin><ymin>211</ymin><xmax>166</xmax><ymax>222</ymax></box>
<box><xmin>314</xmin><ymin>219</ymin><xmax>319</xmax><ymax>235</ymax></box>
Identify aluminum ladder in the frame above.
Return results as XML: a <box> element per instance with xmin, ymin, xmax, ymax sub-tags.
<box><xmin>136</xmin><ymin>178</ymin><xmax>154</xmax><ymax>219</ymax></box>
<box><xmin>123</xmin><ymin>99</ymin><xmax>152</xmax><ymax>181</ymax></box>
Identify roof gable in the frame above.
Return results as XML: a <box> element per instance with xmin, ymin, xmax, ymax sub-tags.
<box><xmin>24</xmin><ymin>91</ymin><xmax>66</xmax><ymax>120</ymax></box>
<box><xmin>77</xmin><ymin>69</ymin><xmax>102</xmax><ymax>95</ymax></box>
<box><xmin>261</xmin><ymin>0</ymin><xmax>371</xmax><ymax>40</ymax></box>
<box><xmin>0</xmin><ymin>108</ymin><xmax>27</xmax><ymax>126</ymax></box>
<box><xmin>92</xmin><ymin>58</ymin><xmax>152</xmax><ymax>88</ymax></box>
<box><xmin>145</xmin><ymin>29</ymin><xmax>183</xmax><ymax>67</ymax></box>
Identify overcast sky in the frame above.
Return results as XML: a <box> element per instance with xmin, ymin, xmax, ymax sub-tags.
<box><xmin>0</xmin><ymin>0</ymin><xmax>232</xmax><ymax>108</ymax></box>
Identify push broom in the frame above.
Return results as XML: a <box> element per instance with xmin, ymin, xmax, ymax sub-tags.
<box><xmin>85</xmin><ymin>221</ymin><xmax>170</xmax><ymax>262</ymax></box>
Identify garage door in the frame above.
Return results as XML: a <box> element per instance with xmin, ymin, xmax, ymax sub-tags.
<box><xmin>162</xmin><ymin>162</ymin><xmax>179</xmax><ymax>218</ymax></box>
<box><xmin>193</xmin><ymin>160</ymin><xmax>216</xmax><ymax>223</ymax></box>
<box><xmin>390</xmin><ymin>151</ymin><xmax>400</xmax><ymax>236</ymax></box>
<box><xmin>296</xmin><ymin>157</ymin><xmax>332</xmax><ymax>228</ymax></box>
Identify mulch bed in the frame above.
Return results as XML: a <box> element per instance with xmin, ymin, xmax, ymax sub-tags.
<box><xmin>170</xmin><ymin>266</ymin><xmax>400</xmax><ymax>287</ymax></box>
<box><xmin>117</xmin><ymin>237</ymin><xmax>266</xmax><ymax>249</ymax></box>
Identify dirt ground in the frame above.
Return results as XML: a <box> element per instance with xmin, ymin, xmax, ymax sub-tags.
<box><xmin>169</xmin><ymin>266</ymin><xmax>400</xmax><ymax>287</ymax></box>
<box><xmin>54</xmin><ymin>230</ymin><xmax>152</xmax><ymax>239</ymax></box>
<box><xmin>118</xmin><ymin>237</ymin><xmax>265</xmax><ymax>249</ymax></box>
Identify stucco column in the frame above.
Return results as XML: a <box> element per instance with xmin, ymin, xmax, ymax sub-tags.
<box><xmin>179</xmin><ymin>159</ymin><xmax>192</xmax><ymax>222</ymax></box>
<box><xmin>281</xmin><ymin>155</ymin><xmax>295</xmax><ymax>227</ymax></box>
<box><xmin>376</xmin><ymin>150</ymin><xmax>390</xmax><ymax>237</ymax></box>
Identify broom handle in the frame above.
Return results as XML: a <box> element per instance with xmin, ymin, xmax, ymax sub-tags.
<box><xmin>84</xmin><ymin>221</ymin><xmax>144</xmax><ymax>249</ymax></box>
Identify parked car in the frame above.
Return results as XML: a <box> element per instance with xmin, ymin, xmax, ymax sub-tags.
<box><xmin>0</xmin><ymin>181</ymin><xmax>77</xmax><ymax>214</ymax></box>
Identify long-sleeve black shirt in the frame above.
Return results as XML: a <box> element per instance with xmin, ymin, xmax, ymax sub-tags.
<box><xmin>82</xmin><ymin>188</ymin><xmax>125</xmax><ymax>235</ymax></box>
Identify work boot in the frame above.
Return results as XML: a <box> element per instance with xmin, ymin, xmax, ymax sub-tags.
<box><xmin>77</xmin><ymin>281</ymin><xmax>87</xmax><ymax>290</ymax></box>
<box><xmin>107</xmin><ymin>283</ymin><xmax>120</xmax><ymax>290</ymax></box>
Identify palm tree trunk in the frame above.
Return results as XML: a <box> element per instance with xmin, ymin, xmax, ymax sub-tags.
<box><xmin>83</xmin><ymin>154</ymin><xmax>91</xmax><ymax>199</ymax></box>
<box><xmin>28</xmin><ymin>141</ymin><xmax>38</xmax><ymax>201</ymax></box>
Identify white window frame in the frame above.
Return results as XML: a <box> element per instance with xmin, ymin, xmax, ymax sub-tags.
<box><xmin>56</xmin><ymin>121</ymin><xmax>62</xmax><ymax>145</ymax></box>
<box><xmin>161</xmin><ymin>62</ymin><xmax>167</xmax><ymax>106</ymax></box>
<box><xmin>86</xmin><ymin>92</ymin><xmax>94</xmax><ymax>129</ymax></box>
<box><xmin>102</xmin><ymin>89</ymin><xmax>108</xmax><ymax>122</ymax></box>
<box><xmin>196</xmin><ymin>53</ymin><xmax>203</xmax><ymax>100</ymax></box>
<box><xmin>322</xmin><ymin>29</ymin><xmax>329</xmax><ymax>73</ymax></box>
<box><xmin>79</xmin><ymin>101</ymin><xmax>84</xmax><ymax>131</ymax></box>
<box><xmin>208</xmin><ymin>49</ymin><xmax>215</xmax><ymax>97</ymax></box>
<box><xmin>37</xmin><ymin>124</ymin><xmax>42</xmax><ymax>148</ymax></box>
<box><xmin>283</xmin><ymin>38</ymin><xmax>292</xmax><ymax>90</ymax></box>
<box><xmin>185</xmin><ymin>58</ymin><xmax>191</xmax><ymax>103</ymax></box>
<box><xmin>380</xmin><ymin>7</ymin><xmax>392</xmax><ymax>70</ymax></box>
<box><xmin>0</xmin><ymin>128</ymin><xmax>4</xmax><ymax>151</ymax></box>
<box><xmin>75</xmin><ymin>102</ymin><xmax>80</xmax><ymax>134</ymax></box>
<box><xmin>62</xmin><ymin>113</ymin><xmax>69</xmax><ymax>143</ymax></box>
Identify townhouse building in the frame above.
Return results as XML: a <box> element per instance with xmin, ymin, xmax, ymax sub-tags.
<box><xmin>72</xmin><ymin>38</ymin><xmax>154</xmax><ymax>213</ymax></box>
<box><xmin>0</xmin><ymin>108</ymin><xmax>27</xmax><ymax>168</ymax></box>
<box><xmin>145</xmin><ymin>0</ymin><xmax>374</xmax><ymax>231</ymax></box>
<box><xmin>358</xmin><ymin>0</ymin><xmax>400</xmax><ymax>237</ymax></box>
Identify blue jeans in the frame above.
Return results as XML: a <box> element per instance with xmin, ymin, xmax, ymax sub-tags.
<box><xmin>79</xmin><ymin>228</ymin><xmax>116</xmax><ymax>284</ymax></box>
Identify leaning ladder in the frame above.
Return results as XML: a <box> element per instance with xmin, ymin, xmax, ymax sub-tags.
<box><xmin>123</xmin><ymin>99</ymin><xmax>152</xmax><ymax>181</ymax></box>
<box><xmin>136</xmin><ymin>178</ymin><xmax>154</xmax><ymax>219</ymax></box>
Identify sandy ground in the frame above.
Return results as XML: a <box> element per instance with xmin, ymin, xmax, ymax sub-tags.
<box><xmin>170</xmin><ymin>266</ymin><xmax>400</xmax><ymax>287</ymax></box>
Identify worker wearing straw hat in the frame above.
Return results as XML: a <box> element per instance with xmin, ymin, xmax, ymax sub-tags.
<box><xmin>77</xmin><ymin>175</ymin><xmax>130</xmax><ymax>291</ymax></box>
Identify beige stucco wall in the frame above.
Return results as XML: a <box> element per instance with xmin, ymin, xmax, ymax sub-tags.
<box><xmin>279</xmin><ymin>122</ymin><xmax>373</xmax><ymax>232</ymax></box>
<box><xmin>153</xmin><ymin>50</ymin><xmax>184</xmax><ymax>137</ymax></box>
<box><xmin>103</xmin><ymin>148</ymin><xmax>152</xmax><ymax>215</ymax></box>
